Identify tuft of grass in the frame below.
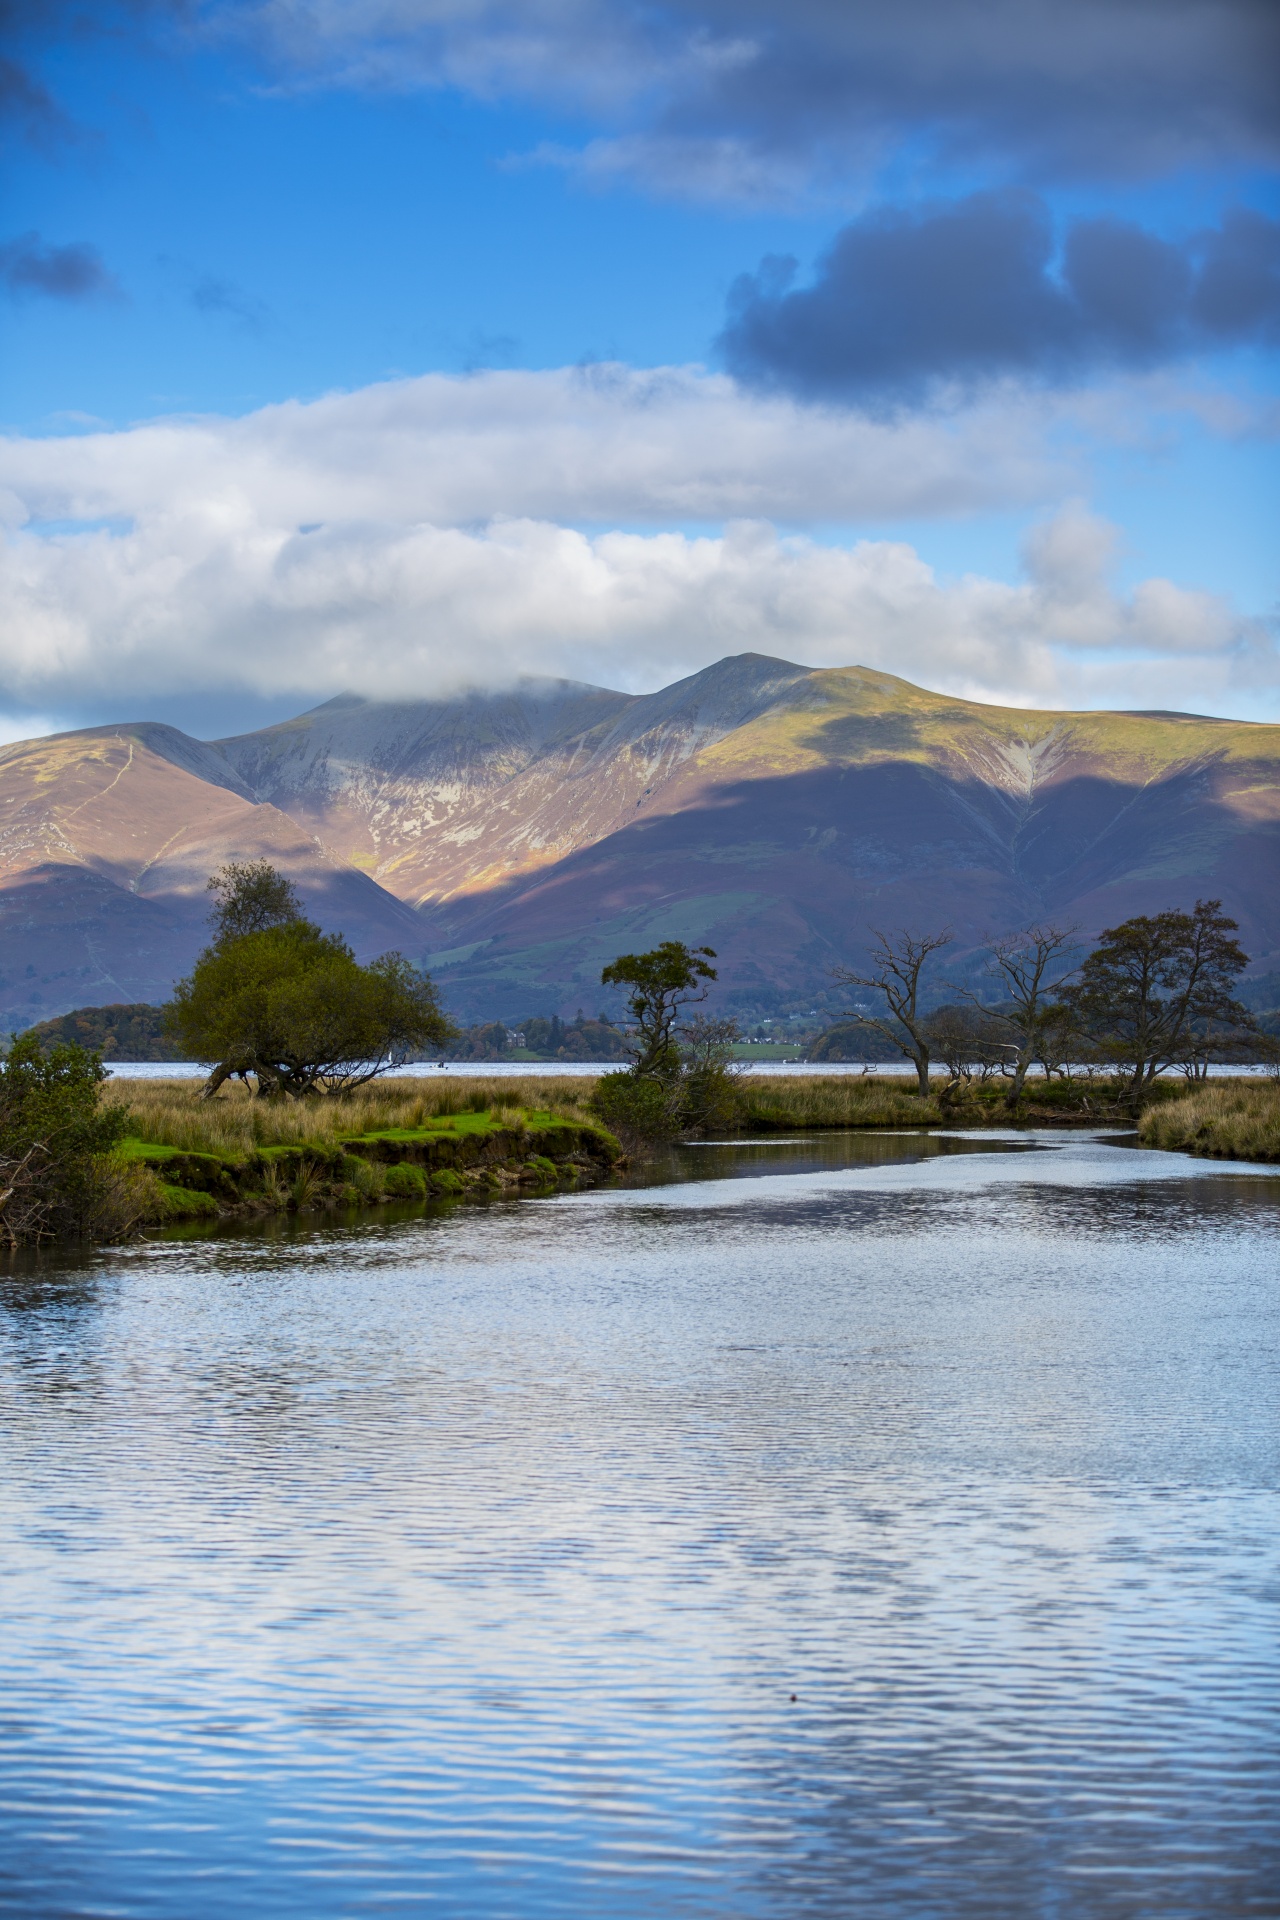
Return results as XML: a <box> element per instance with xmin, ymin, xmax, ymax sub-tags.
<box><xmin>1138</xmin><ymin>1084</ymin><xmax>1280</xmax><ymax>1162</ymax></box>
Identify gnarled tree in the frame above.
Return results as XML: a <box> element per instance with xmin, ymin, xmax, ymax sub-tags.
<box><xmin>1063</xmin><ymin>899</ymin><xmax>1254</xmax><ymax>1099</ymax></box>
<box><xmin>967</xmin><ymin>924</ymin><xmax>1080</xmax><ymax>1108</ymax></box>
<box><xmin>835</xmin><ymin>929</ymin><xmax>952</xmax><ymax>1095</ymax></box>
<box><xmin>166</xmin><ymin>864</ymin><xmax>453</xmax><ymax>1096</ymax></box>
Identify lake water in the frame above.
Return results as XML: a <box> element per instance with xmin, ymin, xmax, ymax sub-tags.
<box><xmin>2</xmin><ymin>1129</ymin><xmax>1278</xmax><ymax>1919</ymax></box>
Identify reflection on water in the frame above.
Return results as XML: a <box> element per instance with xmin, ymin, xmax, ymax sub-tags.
<box><xmin>1</xmin><ymin>1131</ymin><xmax>1278</xmax><ymax>1918</ymax></box>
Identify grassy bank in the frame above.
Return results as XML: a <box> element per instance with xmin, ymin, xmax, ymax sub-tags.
<box><xmin>106</xmin><ymin>1077</ymin><xmax>621</xmax><ymax>1224</ymax></box>
<box><xmin>735</xmin><ymin>1074</ymin><xmax>1188</xmax><ymax>1130</ymax></box>
<box><xmin>1138</xmin><ymin>1084</ymin><xmax>1280</xmax><ymax>1162</ymax></box>
<box><xmin>101</xmin><ymin>1071</ymin><xmax>1268</xmax><ymax>1231</ymax></box>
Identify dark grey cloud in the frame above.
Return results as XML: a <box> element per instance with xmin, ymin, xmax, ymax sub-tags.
<box><xmin>665</xmin><ymin>0</ymin><xmax>1280</xmax><ymax>187</ymax></box>
<box><xmin>215</xmin><ymin>0</ymin><xmax>1280</xmax><ymax>195</ymax></box>
<box><xmin>0</xmin><ymin>231</ymin><xmax>118</xmax><ymax>300</ymax></box>
<box><xmin>6</xmin><ymin>2</ymin><xmax>1278</xmax><ymax>195</ymax></box>
<box><xmin>719</xmin><ymin>195</ymin><xmax>1280</xmax><ymax>404</ymax></box>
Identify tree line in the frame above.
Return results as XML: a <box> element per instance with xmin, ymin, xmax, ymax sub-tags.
<box><xmin>839</xmin><ymin>901</ymin><xmax>1265</xmax><ymax>1105</ymax></box>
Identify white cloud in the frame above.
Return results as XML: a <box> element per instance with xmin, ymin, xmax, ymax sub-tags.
<box><xmin>1</xmin><ymin>364</ymin><xmax>1070</xmax><ymax>531</ymax></box>
<box><xmin>0</xmin><ymin>367</ymin><xmax>1273</xmax><ymax>725</ymax></box>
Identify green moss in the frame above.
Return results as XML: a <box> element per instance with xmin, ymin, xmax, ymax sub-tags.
<box><xmin>156</xmin><ymin>1182</ymin><xmax>219</xmax><ymax>1219</ymax></box>
<box><xmin>384</xmin><ymin>1162</ymin><xmax>427</xmax><ymax>1198</ymax></box>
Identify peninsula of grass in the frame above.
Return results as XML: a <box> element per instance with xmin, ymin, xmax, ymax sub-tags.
<box><xmin>1137</xmin><ymin>1083</ymin><xmax>1280</xmax><ymax>1162</ymax></box>
<box><xmin>108</xmin><ymin>1076</ymin><xmax>622</xmax><ymax>1223</ymax></box>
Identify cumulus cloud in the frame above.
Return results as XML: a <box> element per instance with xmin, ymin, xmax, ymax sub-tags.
<box><xmin>721</xmin><ymin>196</ymin><xmax>1280</xmax><ymax>404</ymax></box>
<box><xmin>0</xmin><ymin>374</ymin><xmax>1272</xmax><ymax>723</ymax></box>
<box><xmin>0</xmin><ymin>230</ymin><xmax>118</xmax><ymax>300</ymax></box>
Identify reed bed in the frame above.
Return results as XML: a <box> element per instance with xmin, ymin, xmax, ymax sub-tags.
<box><xmin>1138</xmin><ymin>1083</ymin><xmax>1280</xmax><ymax>1162</ymax></box>
<box><xmin>108</xmin><ymin>1075</ymin><xmax>602</xmax><ymax>1157</ymax></box>
<box><xmin>738</xmin><ymin>1077</ymin><xmax>941</xmax><ymax>1129</ymax></box>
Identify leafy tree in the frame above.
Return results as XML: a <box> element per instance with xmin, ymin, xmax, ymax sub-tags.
<box><xmin>1063</xmin><ymin>899</ymin><xmax>1254</xmax><ymax>1097</ymax></box>
<box><xmin>600</xmin><ymin>942</ymin><xmax>718</xmax><ymax>1080</ymax></box>
<box><xmin>0</xmin><ymin>1034</ymin><xmax>130</xmax><ymax>1245</ymax></box>
<box><xmin>206</xmin><ymin>860</ymin><xmax>302</xmax><ymax>941</ymax></box>
<box><xmin>167</xmin><ymin>871</ymin><xmax>453</xmax><ymax>1096</ymax></box>
<box><xmin>835</xmin><ymin>929</ymin><xmax>952</xmax><ymax>1095</ymax></box>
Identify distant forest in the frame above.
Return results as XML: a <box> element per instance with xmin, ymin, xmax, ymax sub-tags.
<box><xmin>19</xmin><ymin>1002</ymin><xmax>635</xmax><ymax>1064</ymax></box>
<box><xmin>450</xmin><ymin>1013</ymin><xmax>631</xmax><ymax>1063</ymax></box>
<box><xmin>23</xmin><ymin>1003</ymin><xmax>180</xmax><ymax>1061</ymax></box>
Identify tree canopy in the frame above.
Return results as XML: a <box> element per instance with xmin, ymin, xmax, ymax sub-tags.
<box><xmin>206</xmin><ymin>859</ymin><xmax>303</xmax><ymax>942</ymax></box>
<box><xmin>167</xmin><ymin>865</ymin><xmax>453</xmax><ymax>1095</ymax></box>
<box><xmin>1063</xmin><ymin>899</ymin><xmax>1253</xmax><ymax>1091</ymax></box>
<box><xmin>600</xmin><ymin>941</ymin><xmax>717</xmax><ymax>1079</ymax></box>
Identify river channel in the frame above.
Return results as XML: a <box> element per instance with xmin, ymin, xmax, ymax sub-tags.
<box><xmin>2</xmin><ymin>1129</ymin><xmax>1277</xmax><ymax>1918</ymax></box>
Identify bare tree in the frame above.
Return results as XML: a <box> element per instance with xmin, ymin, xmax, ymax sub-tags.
<box><xmin>835</xmin><ymin>929</ymin><xmax>952</xmax><ymax>1096</ymax></box>
<box><xmin>926</xmin><ymin>1003</ymin><xmax>1012</xmax><ymax>1100</ymax></box>
<box><xmin>967</xmin><ymin>924</ymin><xmax>1080</xmax><ymax>1109</ymax></box>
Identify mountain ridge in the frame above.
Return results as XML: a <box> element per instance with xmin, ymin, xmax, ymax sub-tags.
<box><xmin>0</xmin><ymin>657</ymin><xmax>1275</xmax><ymax>1030</ymax></box>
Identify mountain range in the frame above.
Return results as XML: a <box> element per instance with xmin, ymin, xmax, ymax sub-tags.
<box><xmin>1</xmin><ymin>653</ymin><xmax>1277</xmax><ymax>1032</ymax></box>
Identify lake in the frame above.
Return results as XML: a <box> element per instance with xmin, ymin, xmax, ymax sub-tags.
<box><xmin>2</xmin><ymin>1129</ymin><xmax>1277</xmax><ymax>1918</ymax></box>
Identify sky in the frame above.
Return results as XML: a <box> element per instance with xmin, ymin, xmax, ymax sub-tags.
<box><xmin>1</xmin><ymin>0</ymin><xmax>1278</xmax><ymax>737</ymax></box>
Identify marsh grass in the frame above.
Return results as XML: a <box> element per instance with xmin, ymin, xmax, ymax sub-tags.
<box><xmin>740</xmin><ymin>1078</ymin><xmax>943</xmax><ymax>1129</ymax></box>
<box><xmin>107</xmin><ymin>1069</ymin><xmax>1215</xmax><ymax>1162</ymax></box>
<box><xmin>1138</xmin><ymin>1083</ymin><xmax>1280</xmax><ymax>1162</ymax></box>
<box><xmin>107</xmin><ymin>1075</ymin><xmax>601</xmax><ymax>1158</ymax></box>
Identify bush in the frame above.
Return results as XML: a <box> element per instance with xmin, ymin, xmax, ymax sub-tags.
<box><xmin>590</xmin><ymin>1071</ymin><xmax>684</xmax><ymax>1147</ymax></box>
<box><xmin>0</xmin><ymin>1034</ymin><xmax>131</xmax><ymax>1246</ymax></box>
<box><xmin>680</xmin><ymin>1061</ymin><xmax>744</xmax><ymax>1135</ymax></box>
<box><xmin>385</xmin><ymin>1162</ymin><xmax>428</xmax><ymax>1198</ymax></box>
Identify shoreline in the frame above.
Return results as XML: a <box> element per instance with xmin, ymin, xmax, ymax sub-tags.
<box><xmin>103</xmin><ymin>1072</ymin><xmax>1280</xmax><ymax>1238</ymax></box>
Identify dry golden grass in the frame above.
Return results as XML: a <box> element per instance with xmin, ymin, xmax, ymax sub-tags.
<box><xmin>739</xmin><ymin>1076</ymin><xmax>941</xmax><ymax>1128</ymax></box>
<box><xmin>107</xmin><ymin>1074</ymin><xmax>602</xmax><ymax>1157</ymax></box>
<box><xmin>1138</xmin><ymin>1082</ymin><xmax>1280</xmax><ymax>1162</ymax></box>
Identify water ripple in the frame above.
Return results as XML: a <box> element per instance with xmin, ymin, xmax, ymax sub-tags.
<box><xmin>1</xmin><ymin>1131</ymin><xmax>1277</xmax><ymax>1917</ymax></box>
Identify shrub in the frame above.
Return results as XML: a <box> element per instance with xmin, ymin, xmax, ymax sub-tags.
<box><xmin>0</xmin><ymin>1034</ymin><xmax>131</xmax><ymax>1246</ymax></box>
<box><xmin>590</xmin><ymin>1071</ymin><xmax>684</xmax><ymax>1148</ymax></box>
<box><xmin>428</xmin><ymin>1168</ymin><xmax>465</xmax><ymax>1195</ymax></box>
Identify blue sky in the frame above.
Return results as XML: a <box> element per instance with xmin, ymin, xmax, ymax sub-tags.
<box><xmin>1</xmin><ymin>0</ymin><xmax>1278</xmax><ymax>731</ymax></box>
